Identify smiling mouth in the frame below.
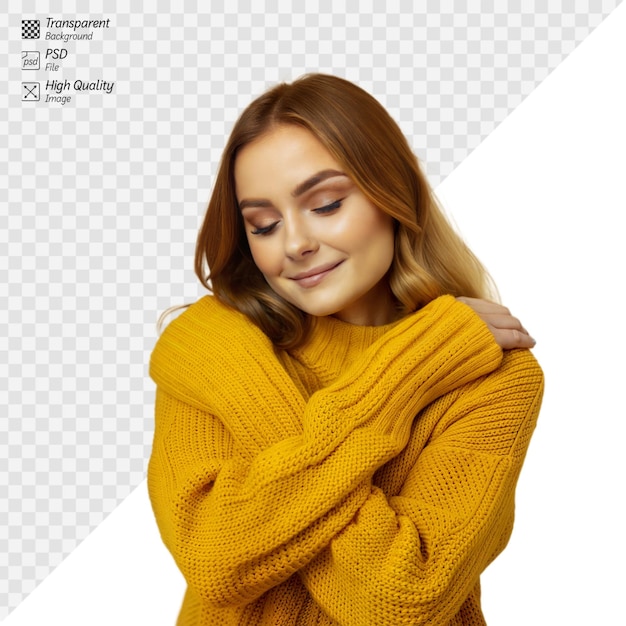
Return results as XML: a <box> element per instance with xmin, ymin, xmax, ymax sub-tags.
<box><xmin>290</xmin><ymin>261</ymin><xmax>343</xmax><ymax>288</ymax></box>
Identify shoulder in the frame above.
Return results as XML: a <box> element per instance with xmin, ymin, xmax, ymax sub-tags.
<box><xmin>423</xmin><ymin>296</ymin><xmax>544</xmax><ymax>397</ymax></box>
<box><xmin>157</xmin><ymin>295</ymin><xmax>249</xmax><ymax>336</ymax></box>
<box><xmin>426</xmin><ymin>349</ymin><xmax>544</xmax><ymax>456</ymax></box>
<box><xmin>465</xmin><ymin>348</ymin><xmax>544</xmax><ymax>408</ymax></box>
<box><xmin>149</xmin><ymin>296</ymin><xmax>274</xmax><ymax>403</ymax></box>
<box><xmin>465</xmin><ymin>348</ymin><xmax>544</xmax><ymax>434</ymax></box>
<box><xmin>480</xmin><ymin>349</ymin><xmax>544</xmax><ymax>453</ymax></box>
<box><xmin>495</xmin><ymin>348</ymin><xmax>544</xmax><ymax>393</ymax></box>
<box><xmin>154</xmin><ymin>295</ymin><xmax>271</xmax><ymax>353</ymax></box>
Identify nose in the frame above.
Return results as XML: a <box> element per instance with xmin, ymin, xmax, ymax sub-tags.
<box><xmin>284</xmin><ymin>214</ymin><xmax>319</xmax><ymax>259</ymax></box>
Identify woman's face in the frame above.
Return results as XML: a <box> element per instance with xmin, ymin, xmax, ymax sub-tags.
<box><xmin>234</xmin><ymin>125</ymin><xmax>397</xmax><ymax>326</ymax></box>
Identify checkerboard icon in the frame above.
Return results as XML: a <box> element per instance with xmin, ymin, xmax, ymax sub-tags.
<box><xmin>22</xmin><ymin>19</ymin><xmax>40</xmax><ymax>39</ymax></box>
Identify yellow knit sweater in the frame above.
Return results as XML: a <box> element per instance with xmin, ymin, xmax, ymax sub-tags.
<box><xmin>148</xmin><ymin>295</ymin><xmax>544</xmax><ymax>625</ymax></box>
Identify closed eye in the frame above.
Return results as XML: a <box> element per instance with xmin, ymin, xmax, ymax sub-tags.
<box><xmin>313</xmin><ymin>199</ymin><xmax>342</xmax><ymax>214</ymax></box>
<box><xmin>250</xmin><ymin>199</ymin><xmax>342</xmax><ymax>235</ymax></box>
<box><xmin>250</xmin><ymin>222</ymin><xmax>278</xmax><ymax>236</ymax></box>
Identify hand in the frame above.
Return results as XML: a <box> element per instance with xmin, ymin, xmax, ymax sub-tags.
<box><xmin>456</xmin><ymin>297</ymin><xmax>536</xmax><ymax>350</ymax></box>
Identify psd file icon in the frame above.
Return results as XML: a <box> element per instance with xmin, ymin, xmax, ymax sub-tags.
<box><xmin>22</xmin><ymin>82</ymin><xmax>40</xmax><ymax>101</ymax></box>
<box><xmin>22</xmin><ymin>51</ymin><xmax>40</xmax><ymax>70</ymax></box>
<box><xmin>22</xmin><ymin>20</ymin><xmax>40</xmax><ymax>39</ymax></box>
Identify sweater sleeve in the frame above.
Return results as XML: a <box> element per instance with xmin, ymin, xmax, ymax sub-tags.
<box><xmin>147</xmin><ymin>296</ymin><xmax>503</xmax><ymax>608</ymax></box>
<box><xmin>299</xmin><ymin>349</ymin><xmax>544</xmax><ymax>626</ymax></box>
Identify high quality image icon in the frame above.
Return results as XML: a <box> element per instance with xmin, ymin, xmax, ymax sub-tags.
<box><xmin>22</xmin><ymin>82</ymin><xmax>40</xmax><ymax>101</ymax></box>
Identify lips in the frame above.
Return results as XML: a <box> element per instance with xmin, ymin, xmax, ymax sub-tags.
<box><xmin>289</xmin><ymin>261</ymin><xmax>343</xmax><ymax>288</ymax></box>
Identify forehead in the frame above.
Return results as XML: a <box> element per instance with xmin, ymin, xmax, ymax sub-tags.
<box><xmin>234</xmin><ymin>126</ymin><xmax>341</xmax><ymax>197</ymax></box>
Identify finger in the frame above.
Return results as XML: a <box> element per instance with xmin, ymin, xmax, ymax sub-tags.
<box><xmin>484</xmin><ymin>314</ymin><xmax>526</xmax><ymax>332</ymax></box>
<box><xmin>457</xmin><ymin>297</ymin><xmax>510</xmax><ymax>315</ymax></box>
<box><xmin>492</xmin><ymin>328</ymin><xmax>536</xmax><ymax>350</ymax></box>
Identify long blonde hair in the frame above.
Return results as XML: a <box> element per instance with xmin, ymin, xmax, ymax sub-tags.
<box><xmin>187</xmin><ymin>74</ymin><xmax>496</xmax><ymax>348</ymax></box>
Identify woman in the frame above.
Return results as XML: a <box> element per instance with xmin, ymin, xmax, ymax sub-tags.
<box><xmin>148</xmin><ymin>74</ymin><xmax>543</xmax><ymax>625</ymax></box>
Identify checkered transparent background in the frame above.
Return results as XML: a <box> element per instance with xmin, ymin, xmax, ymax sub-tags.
<box><xmin>1</xmin><ymin>0</ymin><xmax>622</xmax><ymax>618</ymax></box>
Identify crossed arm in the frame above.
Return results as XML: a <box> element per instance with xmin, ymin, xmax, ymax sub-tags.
<box><xmin>147</xmin><ymin>296</ymin><xmax>541</xmax><ymax>622</ymax></box>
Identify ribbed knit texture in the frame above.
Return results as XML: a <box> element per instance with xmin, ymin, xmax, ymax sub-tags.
<box><xmin>148</xmin><ymin>295</ymin><xmax>544</xmax><ymax>626</ymax></box>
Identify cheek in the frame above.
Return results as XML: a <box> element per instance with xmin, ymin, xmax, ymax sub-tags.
<box><xmin>360</xmin><ymin>214</ymin><xmax>396</xmax><ymax>276</ymax></box>
<box><xmin>247</xmin><ymin>237</ymin><xmax>280</xmax><ymax>276</ymax></box>
<box><xmin>338</xmin><ymin>209</ymin><xmax>395</xmax><ymax>258</ymax></box>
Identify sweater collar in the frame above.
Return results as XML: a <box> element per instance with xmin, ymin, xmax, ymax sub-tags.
<box><xmin>289</xmin><ymin>314</ymin><xmax>405</xmax><ymax>383</ymax></box>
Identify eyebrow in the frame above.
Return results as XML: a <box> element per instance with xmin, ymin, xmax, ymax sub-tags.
<box><xmin>238</xmin><ymin>169</ymin><xmax>347</xmax><ymax>211</ymax></box>
<box><xmin>292</xmin><ymin>169</ymin><xmax>346</xmax><ymax>197</ymax></box>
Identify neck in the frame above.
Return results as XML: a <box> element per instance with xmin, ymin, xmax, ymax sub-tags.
<box><xmin>329</xmin><ymin>284</ymin><xmax>400</xmax><ymax>327</ymax></box>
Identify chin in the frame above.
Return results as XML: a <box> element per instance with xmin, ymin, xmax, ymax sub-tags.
<box><xmin>292</xmin><ymin>301</ymin><xmax>343</xmax><ymax>318</ymax></box>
